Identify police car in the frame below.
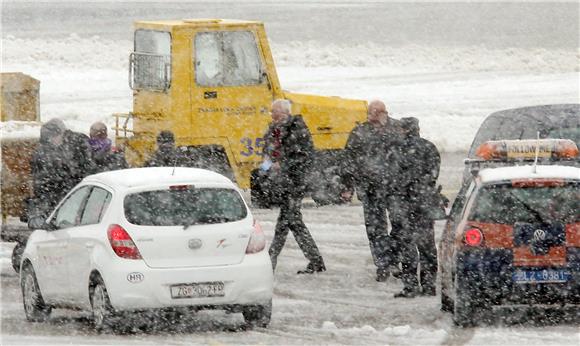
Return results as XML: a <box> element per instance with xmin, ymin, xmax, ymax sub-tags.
<box><xmin>439</xmin><ymin>139</ymin><xmax>579</xmax><ymax>326</ymax></box>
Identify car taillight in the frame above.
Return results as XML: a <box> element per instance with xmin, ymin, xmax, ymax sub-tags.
<box><xmin>107</xmin><ymin>224</ymin><xmax>142</xmax><ymax>259</ymax></box>
<box><xmin>464</xmin><ymin>228</ymin><xmax>484</xmax><ymax>247</ymax></box>
<box><xmin>246</xmin><ymin>220</ymin><xmax>266</xmax><ymax>254</ymax></box>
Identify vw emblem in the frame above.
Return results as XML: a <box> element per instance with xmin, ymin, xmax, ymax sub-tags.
<box><xmin>188</xmin><ymin>239</ymin><xmax>203</xmax><ymax>250</ymax></box>
<box><xmin>533</xmin><ymin>229</ymin><xmax>546</xmax><ymax>242</ymax></box>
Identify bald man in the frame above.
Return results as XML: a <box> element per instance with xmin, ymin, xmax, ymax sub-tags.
<box><xmin>341</xmin><ymin>100</ymin><xmax>418</xmax><ymax>296</ymax></box>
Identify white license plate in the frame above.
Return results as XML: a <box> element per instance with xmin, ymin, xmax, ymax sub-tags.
<box><xmin>170</xmin><ymin>282</ymin><xmax>225</xmax><ymax>299</ymax></box>
<box><xmin>512</xmin><ymin>269</ymin><xmax>571</xmax><ymax>284</ymax></box>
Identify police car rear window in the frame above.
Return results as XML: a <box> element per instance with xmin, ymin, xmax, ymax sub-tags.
<box><xmin>469</xmin><ymin>182</ymin><xmax>579</xmax><ymax>225</ymax></box>
<box><xmin>124</xmin><ymin>188</ymin><xmax>247</xmax><ymax>226</ymax></box>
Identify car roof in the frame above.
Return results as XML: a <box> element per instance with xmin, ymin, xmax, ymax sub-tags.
<box><xmin>82</xmin><ymin>167</ymin><xmax>234</xmax><ymax>189</ymax></box>
<box><xmin>468</xmin><ymin>104</ymin><xmax>580</xmax><ymax>158</ymax></box>
<box><xmin>478</xmin><ymin>165</ymin><xmax>580</xmax><ymax>184</ymax></box>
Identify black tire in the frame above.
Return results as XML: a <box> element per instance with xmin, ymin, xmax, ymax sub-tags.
<box><xmin>440</xmin><ymin>289</ymin><xmax>453</xmax><ymax>313</ymax></box>
<box><xmin>242</xmin><ymin>300</ymin><xmax>272</xmax><ymax>328</ymax></box>
<box><xmin>453</xmin><ymin>274</ymin><xmax>480</xmax><ymax>327</ymax></box>
<box><xmin>12</xmin><ymin>242</ymin><xmax>25</xmax><ymax>273</ymax></box>
<box><xmin>20</xmin><ymin>264</ymin><xmax>52</xmax><ymax>322</ymax></box>
<box><xmin>90</xmin><ymin>276</ymin><xmax>116</xmax><ymax>332</ymax></box>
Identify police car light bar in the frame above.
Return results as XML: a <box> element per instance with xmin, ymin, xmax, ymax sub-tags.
<box><xmin>475</xmin><ymin>139</ymin><xmax>579</xmax><ymax>161</ymax></box>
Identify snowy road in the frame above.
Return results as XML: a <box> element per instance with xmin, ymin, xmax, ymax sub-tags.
<box><xmin>1</xmin><ymin>204</ymin><xmax>578</xmax><ymax>345</ymax></box>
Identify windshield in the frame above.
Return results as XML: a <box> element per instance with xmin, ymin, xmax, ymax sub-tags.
<box><xmin>469</xmin><ymin>182</ymin><xmax>579</xmax><ymax>225</ymax></box>
<box><xmin>124</xmin><ymin>187</ymin><xmax>247</xmax><ymax>226</ymax></box>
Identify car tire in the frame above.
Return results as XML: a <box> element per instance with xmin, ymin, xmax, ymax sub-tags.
<box><xmin>20</xmin><ymin>264</ymin><xmax>52</xmax><ymax>322</ymax></box>
<box><xmin>242</xmin><ymin>300</ymin><xmax>272</xmax><ymax>328</ymax></box>
<box><xmin>12</xmin><ymin>242</ymin><xmax>25</xmax><ymax>273</ymax></box>
<box><xmin>90</xmin><ymin>277</ymin><xmax>116</xmax><ymax>332</ymax></box>
<box><xmin>440</xmin><ymin>289</ymin><xmax>453</xmax><ymax>313</ymax></box>
<box><xmin>453</xmin><ymin>273</ymin><xmax>480</xmax><ymax>327</ymax></box>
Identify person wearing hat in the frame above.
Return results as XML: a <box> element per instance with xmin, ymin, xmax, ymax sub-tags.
<box><xmin>89</xmin><ymin>121</ymin><xmax>128</xmax><ymax>172</ymax></box>
<box><xmin>395</xmin><ymin>117</ymin><xmax>442</xmax><ymax>296</ymax></box>
<box><xmin>144</xmin><ymin>130</ymin><xmax>182</xmax><ymax>167</ymax></box>
<box><xmin>29</xmin><ymin>119</ymin><xmax>78</xmax><ymax>221</ymax></box>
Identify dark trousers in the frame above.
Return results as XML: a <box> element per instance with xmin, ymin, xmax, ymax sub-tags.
<box><xmin>387</xmin><ymin>196</ymin><xmax>419</xmax><ymax>289</ymax></box>
<box><xmin>269</xmin><ymin>196</ymin><xmax>324</xmax><ymax>270</ymax></box>
<box><xmin>357</xmin><ymin>186</ymin><xmax>392</xmax><ymax>270</ymax></box>
<box><xmin>412</xmin><ymin>214</ymin><xmax>438</xmax><ymax>290</ymax></box>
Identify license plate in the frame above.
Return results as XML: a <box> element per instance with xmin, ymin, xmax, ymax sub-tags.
<box><xmin>170</xmin><ymin>282</ymin><xmax>225</xmax><ymax>299</ymax></box>
<box><xmin>512</xmin><ymin>269</ymin><xmax>571</xmax><ymax>284</ymax></box>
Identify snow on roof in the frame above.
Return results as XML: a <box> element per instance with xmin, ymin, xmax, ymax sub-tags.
<box><xmin>478</xmin><ymin>165</ymin><xmax>580</xmax><ymax>183</ymax></box>
<box><xmin>83</xmin><ymin>167</ymin><xmax>234</xmax><ymax>189</ymax></box>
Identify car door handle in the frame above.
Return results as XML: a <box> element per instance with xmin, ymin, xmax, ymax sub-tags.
<box><xmin>85</xmin><ymin>242</ymin><xmax>95</xmax><ymax>249</ymax></box>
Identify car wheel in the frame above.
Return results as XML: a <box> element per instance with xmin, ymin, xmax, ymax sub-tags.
<box><xmin>242</xmin><ymin>300</ymin><xmax>272</xmax><ymax>328</ymax></box>
<box><xmin>440</xmin><ymin>288</ymin><xmax>453</xmax><ymax>313</ymax></box>
<box><xmin>453</xmin><ymin>274</ymin><xmax>480</xmax><ymax>327</ymax></box>
<box><xmin>20</xmin><ymin>264</ymin><xmax>52</xmax><ymax>322</ymax></box>
<box><xmin>12</xmin><ymin>242</ymin><xmax>25</xmax><ymax>273</ymax></box>
<box><xmin>91</xmin><ymin>277</ymin><xmax>116</xmax><ymax>332</ymax></box>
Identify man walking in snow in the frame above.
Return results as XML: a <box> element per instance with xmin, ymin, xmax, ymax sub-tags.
<box><xmin>263</xmin><ymin>99</ymin><xmax>326</xmax><ymax>274</ymax></box>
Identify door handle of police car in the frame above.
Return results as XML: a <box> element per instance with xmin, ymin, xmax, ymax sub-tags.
<box><xmin>85</xmin><ymin>242</ymin><xmax>95</xmax><ymax>249</ymax></box>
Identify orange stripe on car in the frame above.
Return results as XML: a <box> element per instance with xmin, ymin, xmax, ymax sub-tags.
<box><xmin>511</xmin><ymin>179</ymin><xmax>565</xmax><ymax>188</ymax></box>
<box><xmin>566</xmin><ymin>223</ymin><xmax>580</xmax><ymax>246</ymax></box>
<box><xmin>513</xmin><ymin>246</ymin><xmax>566</xmax><ymax>267</ymax></box>
<box><xmin>466</xmin><ymin>222</ymin><xmax>514</xmax><ymax>248</ymax></box>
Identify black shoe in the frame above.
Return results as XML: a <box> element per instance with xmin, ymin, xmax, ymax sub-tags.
<box><xmin>420</xmin><ymin>285</ymin><xmax>436</xmax><ymax>296</ymax></box>
<box><xmin>389</xmin><ymin>264</ymin><xmax>401</xmax><ymax>279</ymax></box>
<box><xmin>394</xmin><ymin>287</ymin><xmax>418</xmax><ymax>298</ymax></box>
<box><xmin>376</xmin><ymin>268</ymin><xmax>390</xmax><ymax>282</ymax></box>
<box><xmin>297</xmin><ymin>262</ymin><xmax>326</xmax><ymax>274</ymax></box>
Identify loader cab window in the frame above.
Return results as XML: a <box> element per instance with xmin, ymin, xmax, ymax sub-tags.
<box><xmin>194</xmin><ymin>31</ymin><xmax>263</xmax><ymax>87</ymax></box>
<box><xmin>131</xmin><ymin>30</ymin><xmax>171</xmax><ymax>91</ymax></box>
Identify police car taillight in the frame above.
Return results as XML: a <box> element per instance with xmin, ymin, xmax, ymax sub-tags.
<box><xmin>475</xmin><ymin>139</ymin><xmax>579</xmax><ymax>161</ymax></box>
<box><xmin>246</xmin><ymin>219</ymin><xmax>266</xmax><ymax>254</ymax></box>
<box><xmin>107</xmin><ymin>224</ymin><xmax>142</xmax><ymax>259</ymax></box>
<box><xmin>464</xmin><ymin>228</ymin><xmax>484</xmax><ymax>247</ymax></box>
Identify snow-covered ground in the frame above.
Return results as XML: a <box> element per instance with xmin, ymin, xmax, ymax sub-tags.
<box><xmin>2</xmin><ymin>205</ymin><xmax>579</xmax><ymax>345</ymax></box>
<box><xmin>1</xmin><ymin>1</ymin><xmax>579</xmax><ymax>345</ymax></box>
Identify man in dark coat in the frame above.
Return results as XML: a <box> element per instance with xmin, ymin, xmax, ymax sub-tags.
<box><xmin>144</xmin><ymin>130</ymin><xmax>182</xmax><ymax>167</ymax></box>
<box><xmin>263</xmin><ymin>99</ymin><xmax>326</xmax><ymax>274</ymax></box>
<box><xmin>29</xmin><ymin>119</ymin><xmax>94</xmax><ymax>221</ymax></box>
<box><xmin>89</xmin><ymin>121</ymin><xmax>128</xmax><ymax>172</ymax></box>
<box><xmin>341</xmin><ymin>100</ymin><xmax>407</xmax><ymax>284</ymax></box>
<box><xmin>397</xmin><ymin>117</ymin><xmax>441</xmax><ymax>296</ymax></box>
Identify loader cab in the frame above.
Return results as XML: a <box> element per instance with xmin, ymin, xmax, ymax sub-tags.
<box><xmin>124</xmin><ymin>19</ymin><xmax>282</xmax><ymax>183</ymax></box>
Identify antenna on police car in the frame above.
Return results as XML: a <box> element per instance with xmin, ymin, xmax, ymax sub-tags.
<box><xmin>532</xmin><ymin>131</ymin><xmax>540</xmax><ymax>174</ymax></box>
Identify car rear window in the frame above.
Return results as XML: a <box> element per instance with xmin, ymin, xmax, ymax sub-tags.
<box><xmin>124</xmin><ymin>187</ymin><xmax>247</xmax><ymax>226</ymax></box>
<box><xmin>469</xmin><ymin>182</ymin><xmax>579</xmax><ymax>225</ymax></box>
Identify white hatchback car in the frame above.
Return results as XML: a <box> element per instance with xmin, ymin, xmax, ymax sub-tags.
<box><xmin>20</xmin><ymin>167</ymin><xmax>273</xmax><ymax>330</ymax></box>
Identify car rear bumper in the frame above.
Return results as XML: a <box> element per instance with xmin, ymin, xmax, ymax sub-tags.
<box><xmin>101</xmin><ymin>250</ymin><xmax>273</xmax><ymax>311</ymax></box>
<box><xmin>456</xmin><ymin>249</ymin><xmax>580</xmax><ymax>306</ymax></box>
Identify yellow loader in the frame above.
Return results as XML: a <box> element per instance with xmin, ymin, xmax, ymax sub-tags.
<box><xmin>114</xmin><ymin>19</ymin><xmax>367</xmax><ymax>206</ymax></box>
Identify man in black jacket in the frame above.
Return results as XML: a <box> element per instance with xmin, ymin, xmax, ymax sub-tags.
<box><xmin>29</xmin><ymin>119</ymin><xmax>95</xmax><ymax>221</ymax></box>
<box><xmin>341</xmin><ymin>100</ymin><xmax>407</xmax><ymax>284</ymax></box>
<box><xmin>144</xmin><ymin>130</ymin><xmax>182</xmax><ymax>167</ymax></box>
<box><xmin>263</xmin><ymin>99</ymin><xmax>326</xmax><ymax>274</ymax></box>
<box><xmin>398</xmin><ymin>117</ymin><xmax>441</xmax><ymax>296</ymax></box>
